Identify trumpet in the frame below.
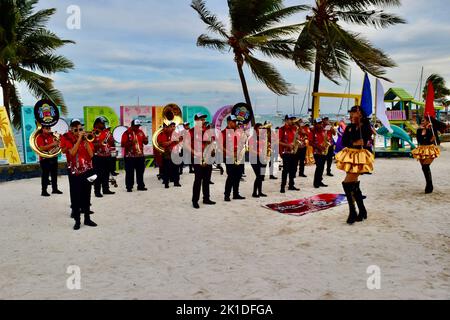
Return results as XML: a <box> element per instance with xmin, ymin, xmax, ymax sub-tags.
<box><xmin>85</xmin><ymin>129</ymin><xmax>101</xmax><ymax>142</ymax></box>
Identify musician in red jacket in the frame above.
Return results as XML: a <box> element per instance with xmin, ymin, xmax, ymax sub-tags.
<box><xmin>278</xmin><ymin>114</ymin><xmax>300</xmax><ymax>193</ymax></box>
<box><xmin>121</xmin><ymin>119</ymin><xmax>149</xmax><ymax>192</ymax></box>
<box><xmin>35</xmin><ymin>126</ymin><xmax>63</xmax><ymax>197</ymax></box>
<box><xmin>92</xmin><ymin>117</ymin><xmax>116</xmax><ymax>197</ymax></box>
<box><xmin>60</xmin><ymin>119</ymin><xmax>97</xmax><ymax>231</ymax></box>
<box><xmin>311</xmin><ymin>118</ymin><xmax>329</xmax><ymax>189</ymax></box>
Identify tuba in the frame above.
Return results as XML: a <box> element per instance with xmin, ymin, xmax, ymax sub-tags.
<box><xmin>152</xmin><ymin>104</ymin><xmax>183</xmax><ymax>154</ymax></box>
<box><xmin>260</xmin><ymin>123</ymin><xmax>272</xmax><ymax>163</ymax></box>
<box><xmin>29</xmin><ymin>99</ymin><xmax>65</xmax><ymax>159</ymax></box>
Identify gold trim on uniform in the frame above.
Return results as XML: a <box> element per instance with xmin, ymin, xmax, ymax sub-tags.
<box><xmin>411</xmin><ymin>145</ymin><xmax>441</xmax><ymax>161</ymax></box>
<box><xmin>336</xmin><ymin>148</ymin><xmax>375</xmax><ymax>174</ymax></box>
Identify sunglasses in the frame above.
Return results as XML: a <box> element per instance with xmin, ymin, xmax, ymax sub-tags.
<box><xmin>73</xmin><ymin>128</ymin><xmax>84</xmax><ymax>133</ymax></box>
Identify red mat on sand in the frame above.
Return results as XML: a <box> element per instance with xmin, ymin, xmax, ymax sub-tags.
<box><xmin>263</xmin><ymin>194</ymin><xmax>347</xmax><ymax>216</ymax></box>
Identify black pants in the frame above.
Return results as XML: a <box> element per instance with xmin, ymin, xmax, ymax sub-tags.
<box><xmin>225</xmin><ymin>164</ymin><xmax>243</xmax><ymax>197</ymax></box>
<box><xmin>326</xmin><ymin>145</ymin><xmax>335</xmax><ymax>174</ymax></box>
<box><xmin>69</xmin><ymin>170</ymin><xmax>93</xmax><ymax>219</ymax></box>
<box><xmin>125</xmin><ymin>157</ymin><xmax>146</xmax><ymax>190</ymax></box>
<box><xmin>93</xmin><ymin>156</ymin><xmax>111</xmax><ymax>194</ymax></box>
<box><xmin>109</xmin><ymin>157</ymin><xmax>117</xmax><ymax>174</ymax></box>
<box><xmin>251</xmin><ymin>163</ymin><xmax>267</xmax><ymax>194</ymax></box>
<box><xmin>281</xmin><ymin>153</ymin><xmax>297</xmax><ymax>188</ymax></box>
<box><xmin>40</xmin><ymin>157</ymin><xmax>58</xmax><ymax>192</ymax></box>
<box><xmin>162</xmin><ymin>157</ymin><xmax>180</xmax><ymax>186</ymax></box>
<box><xmin>192</xmin><ymin>164</ymin><xmax>212</xmax><ymax>203</ymax></box>
<box><xmin>314</xmin><ymin>154</ymin><xmax>327</xmax><ymax>186</ymax></box>
<box><xmin>296</xmin><ymin>147</ymin><xmax>307</xmax><ymax>176</ymax></box>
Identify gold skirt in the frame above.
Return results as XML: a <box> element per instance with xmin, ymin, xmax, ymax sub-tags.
<box><xmin>305</xmin><ymin>146</ymin><xmax>315</xmax><ymax>166</ymax></box>
<box><xmin>336</xmin><ymin>148</ymin><xmax>375</xmax><ymax>174</ymax></box>
<box><xmin>411</xmin><ymin>145</ymin><xmax>440</xmax><ymax>161</ymax></box>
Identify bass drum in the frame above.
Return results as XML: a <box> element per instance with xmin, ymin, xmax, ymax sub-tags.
<box><xmin>113</xmin><ymin>126</ymin><xmax>128</xmax><ymax>144</ymax></box>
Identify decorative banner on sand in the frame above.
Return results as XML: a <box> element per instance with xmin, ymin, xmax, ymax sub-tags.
<box><xmin>0</xmin><ymin>106</ymin><xmax>21</xmax><ymax>165</ymax></box>
<box><xmin>263</xmin><ymin>194</ymin><xmax>347</xmax><ymax>216</ymax></box>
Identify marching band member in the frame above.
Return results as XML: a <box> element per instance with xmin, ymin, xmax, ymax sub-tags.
<box><xmin>36</xmin><ymin>125</ymin><xmax>63</xmax><ymax>197</ymax></box>
<box><xmin>60</xmin><ymin>119</ymin><xmax>97</xmax><ymax>230</ymax></box>
<box><xmin>121</xmin><ymin>119</ymin><xmax>149</xmax><ymax>192</ymax></box>
<box><xmin>335</xmin><ymin>106</ymin><xmax>375</xmax><ymax>224</ymax></box>
<box><xmin>323</xmin><ymin>117</ymin><xmax>336</xmax><ymax>177</ymax></box>
<box><xmin>278</xmin><ymin>114</ymin><xmax>300</xmax><ymax>193</ymax></box>
<box><xmin>311</xmin><ymin>118</ymin><xmax>329</xmax><ymax>189</ymax></box>
<box><xmin>93</xmin><ymin>117</ymin><xmax>116</xmax><ymax>197</ymax></box>
<box><xmin>157</xmin><ymin>122</ymin><xmax>182</xmax><ymax>189</ymax></box>
<box><xmin>189</xmin><ymin>113</ymin><xmax>216</xmax><ymax>209</ymax></box>
<box><xmin>249</xmin><ymin>123</ymin><xmax>268</xmax><ymax>198</ymax></box>
<box><xmin>295</xmin><ymin>120</ymin><xmax>309</xmax><ymax>178</ymax></box>
<box><xmin>412</xmin><ymin>117</ymin><xmax>441</xmax><ymax>194</ymax></box>
<box><xmin>222</xmin><ymin>115</ymin><xmax>245</xmax><ymax>201</ymax></box>
<box><xmin>180</xmin><ymin>122</ymin><xmax>194</xmax><ymax>175</ymax></box>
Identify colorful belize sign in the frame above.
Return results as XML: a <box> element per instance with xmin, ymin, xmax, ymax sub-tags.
<box><xmin>1</xmin><ymin>103</ymin><xmax>245</xmax><ymax>165</ymax></box>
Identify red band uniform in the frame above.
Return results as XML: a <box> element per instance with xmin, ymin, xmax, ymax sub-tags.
<box><xmin>121</xmin><ymin>120</ymin><xmax>148</xmax><ymax>192</ymax></box>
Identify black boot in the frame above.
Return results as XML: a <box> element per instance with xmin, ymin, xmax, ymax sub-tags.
<box><xmin>354</xmin><ymin>182</ymin><xmax>367</xmax><ymax>221</ymax></box>
<box><xmin>41</xmin><ymin>190</ymin><xmax>50</xmax><ymax>197</ymax></box>
<box><xmin>73</xmin><ymin>217</ymin><xmax>81</xmax><ymax>231</ymax></box>
<box><xmin>258</xmin><ymin>179</ymin><xmax>267</xmax><ymax>197</ymax></box>
<box><xmin>84</xmin><ymin>215</ymin><xmax>98</xmax><ymax>227</ymax></box>
<box><xmin>422</xmin><ymin>164</ymin><xmax>434</xmax><ymax>194</ymax></box>
<box><xmin>342</xmin><ymin>182</ymin><xmax>358</xmax><ymax>225</ymax></box>
<box><xmin>252</xmin><ymin>180</ymin><xmax>259</xmax><ymax>198</ymax></box>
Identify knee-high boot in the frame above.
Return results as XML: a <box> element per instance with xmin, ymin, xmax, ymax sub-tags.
<box><xmin>422</xmin><ymin>164</ymin><xmax>433</xmax><ymax>194</ymax></box>
<box><xmin>354</xmin><ymin>181</ymin><xmax>367</xmax><ymax>221</ymax></box>
<box><xmin>342</xmin><ymin>182</ymin><xmax>358</xmax><ymax>225</ymax></box>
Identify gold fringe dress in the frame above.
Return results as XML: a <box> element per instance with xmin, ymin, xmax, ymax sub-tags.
<box><xmin>335</xmin><ymin>123</ymin><xmax>375</xmax><ymax>174</ymax></box>
<box><xmin>412</xmin><ymin>127</ymin><xmax>440</xmax><ymax>161</ymax></box>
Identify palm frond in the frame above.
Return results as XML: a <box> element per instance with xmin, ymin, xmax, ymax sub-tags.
<box><xmin>196</xmin><ymin>34</ymin><xmax>228</xmax><ymax>52</ymax></box>
<box><xmin>252</xmin><ymin>23</ymin><xmax>305</xmax><ymax>39</ymax></box>
<box><xmin>336</xmin><ymin>10</ymin><xmax>406</xmax><ymax>28</ymax></box>
<box><xmin>21</xmin><ymin>54</ymin><xmax>74</xmax><ymax>74</ymax></box>
<box><xmin>191</xmin><ymin>0</ymin><xmax>229</xmax><ymax>39</ymax></box>
<box><xmin>244</xmin><ymin>54</ymin><xmax>293</xmax><ymax>95</ymax></box>
<box><xmin>330</xmin><ymin>0</ymin><xmax>402</xmax><ymax>11</ymax></box>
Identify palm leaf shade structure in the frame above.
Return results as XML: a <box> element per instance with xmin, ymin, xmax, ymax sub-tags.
<box><xmin>192</xmin><ymin>0</ymin><xmax>308</xmax><ymax>124</ymax></box>
<box><xmin>293</xmin><ymin>0</ymin><xmax>406</xmax><ymax>120</ymax></box>
<box><xmin>0</xmin><ymin>0</ymin><xmax>74</xmax><ymax>128</ymax></box>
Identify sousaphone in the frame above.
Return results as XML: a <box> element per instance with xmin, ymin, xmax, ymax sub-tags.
<box><xmin>152</xmin><ymin>103</ymin><xmax>183</xmax><ymax>153</ymax></box>
<box><xmin>29</xmin><ymin>99</ymin><xmax>66</xmax><ymax>159</ymax></box>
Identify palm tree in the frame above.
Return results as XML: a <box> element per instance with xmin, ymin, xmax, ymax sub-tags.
<box><xmin>293</xmin><ymin>0</ymin><xmax>406</xmax><ymax>119</ymax></box>
<box><xmin>191</xmin><ymin>0</ymin><xmax>307</xmax><ymax>124</ymax></box>
<box><xmin>423</xmin><ymin>74</ymin><xmax>450</xmax><ymax>103</ymax></box>
<box><xmin>0</xmin><ymin>0</ymin><xmax>74</xmax><ymax>128</ymax></box>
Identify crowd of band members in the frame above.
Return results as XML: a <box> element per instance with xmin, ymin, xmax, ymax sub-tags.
<box><xmin>37</xmin><ymin>113</ymin><xmax>361</xmax><ymax>230</ymax></box>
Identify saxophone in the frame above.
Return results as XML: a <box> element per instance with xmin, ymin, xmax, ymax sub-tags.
<box><xmin>320</xmin><ymin>133</ymin><xmax>331</xmax><ymax>155</ymax></box>
<box><xmin>235</xmin><ymin>133</ymin><xmax>249</xmax><ymax>165</ymax></box>
<box><xmin>292</xmin><ymin>127</ymin><xmax>301</xmax><ymax>154</ymax></box>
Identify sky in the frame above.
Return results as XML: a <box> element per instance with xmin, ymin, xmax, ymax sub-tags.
<box><xmin>10</xmin><ymin>0</ymin><xmax>450</xmax><ymax>117</ymax></box>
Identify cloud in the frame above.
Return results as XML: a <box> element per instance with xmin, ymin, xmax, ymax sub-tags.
<box><xmin>8</xmin><ymin>0</ymin><xmax>446</xmax><ymax>117</ymax></box>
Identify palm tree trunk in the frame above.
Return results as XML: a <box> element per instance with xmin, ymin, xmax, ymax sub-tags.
<box><xmin>311</xmin><ymin>59</ymin><xmax>321</xmax><ymax>122</ymax></box>
<box><xmin>236</xmin><ymin>62</ymin><xmax>256</xmax><ymax>126</ymax></box>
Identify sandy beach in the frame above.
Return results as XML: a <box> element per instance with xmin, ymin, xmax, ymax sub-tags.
<box><xmin>0</xmin><ymin>145</ymin><xmax>449</xmax><ymax>300</ymax></box>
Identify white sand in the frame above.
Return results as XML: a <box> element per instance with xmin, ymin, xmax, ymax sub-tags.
<box><xmin>0</xmin><ymin>145</ymin><xmax>449</xmax><ymax>300</ymax></box>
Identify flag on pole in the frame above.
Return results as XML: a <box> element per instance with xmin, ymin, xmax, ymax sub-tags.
<box><xmin>424</xmin><ymin>80</ymin><xmax>436</xmax><ymax>118</ymax></box>
<box><xmin>376</xmin><ymin>79</ymin><xmax>393</xmax><ymax>133</ymax></box>
<box><xmin>361</xmin><ymin>73</ymin><xmax>373</xmax><ymax>117</ymax></box>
